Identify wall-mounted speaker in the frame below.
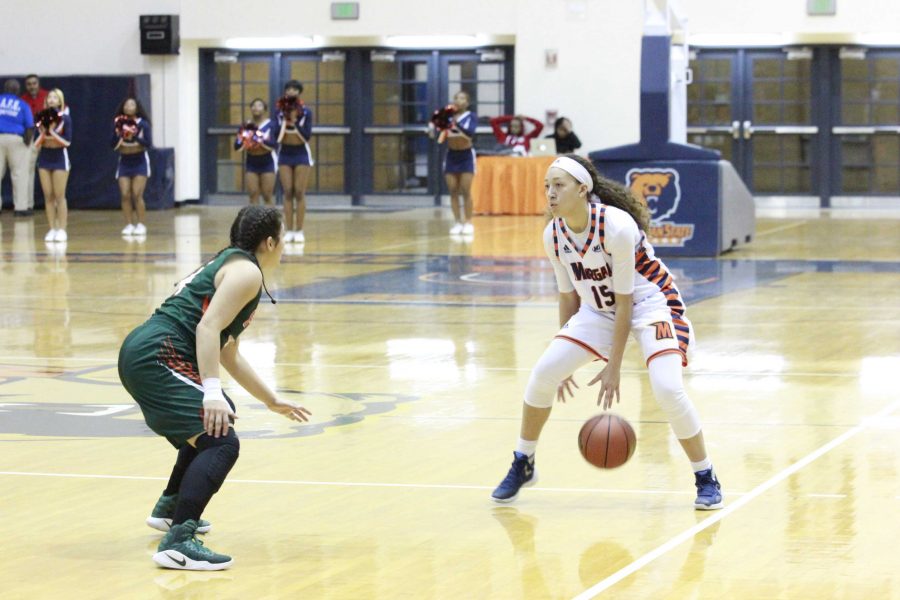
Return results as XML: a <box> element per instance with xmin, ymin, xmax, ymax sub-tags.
<box><xmin>140</xmin><ymin>15</ymin><xmax>179</xmax><ymax>55</ymax></box>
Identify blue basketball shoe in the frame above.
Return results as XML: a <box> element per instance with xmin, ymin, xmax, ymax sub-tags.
<box><xmin>491</xmin><ymin>452</ymin><xmax>538</xmax><ymax>503</ymax></box>
<box><xmin>694</xmin><ymin>468</ymin><xmax>723</xmax><ymax>510</ymax></box>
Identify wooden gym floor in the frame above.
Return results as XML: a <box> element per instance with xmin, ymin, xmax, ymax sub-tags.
<box><xmin>1</xmin><ymin>205</ymin><xmax>899</xmax><ymax>599</ymax></box>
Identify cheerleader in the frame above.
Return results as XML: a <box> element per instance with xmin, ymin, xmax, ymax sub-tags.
<box><xmin>34</xmin><ymin>89</ymin><xmax>72</xmax><ymax>243</ymax></box>
<box><xmin>235</xmin><ymin>99</ymin><xmax>276</xmax><ymax>206</ymax></box>
<box><xmin>275</xmin><ymin>80</ymin><xmax>313</xmax><ymax>243</ymax></box>
<box><xmin>429</xmin><ymin>90</ymin><xmax>477</xmax><ymax>235</ymax></box>
<box><xmin>111</xmin><ymin>98</ymin><xmax>152</xmax><ymax>236</ymax></box>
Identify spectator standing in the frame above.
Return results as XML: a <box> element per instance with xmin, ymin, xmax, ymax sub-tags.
<box><xmin>0</xmin><ymin>80</ymin><xmax>35</xmax><ymax>216</ymax></box>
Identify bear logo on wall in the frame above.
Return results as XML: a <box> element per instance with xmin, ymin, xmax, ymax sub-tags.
<box><xmin>625</xmin><ymin>168</ymin><xmax>682</xmax><ymax>223</ymax></box>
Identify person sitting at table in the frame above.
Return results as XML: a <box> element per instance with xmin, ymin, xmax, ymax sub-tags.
<box><xmin>545</xmin><ymin>117</ymin><xmax>582</xmax><ymax>154</ymax></box>
<box><xmin>489</xmin><ymin>114</ymin><xmax>543</xmax><ymax>156</ymax></box>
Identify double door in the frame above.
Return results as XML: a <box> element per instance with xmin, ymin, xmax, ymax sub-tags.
<box><xmin>362</xmin><ymin>52</ymin><xmax>506</xmax><ymax>201</ymax></box>
<box><xmin>687</xmin><ymin>49</ymin><xmax>820</xmax><ymax>198</ymax></box>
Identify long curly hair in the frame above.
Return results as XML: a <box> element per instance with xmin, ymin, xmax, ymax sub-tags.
<box><xmin>563</xmin><ymin>154</ymin><xmax>650</xmax><ymax>231</ymax></box>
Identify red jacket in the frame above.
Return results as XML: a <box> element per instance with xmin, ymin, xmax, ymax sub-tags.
<box><xmin>21</xmin><ymin>89</ymin><xmax>49</xmax><ymax>119</ymax></box>
<box><xmin>489</xmin><ymin>115</ymin><xmax>544</xmax><ymax>153</ymax></box>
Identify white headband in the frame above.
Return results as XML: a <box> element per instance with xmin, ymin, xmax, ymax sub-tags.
<box><xmin>550</xmin><ymin>157</ymin><xmax>593</xmax><ymax>192</ymax></box>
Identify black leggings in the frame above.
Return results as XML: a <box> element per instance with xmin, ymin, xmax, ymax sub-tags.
<box><xmin>171</xmin><ymin>429</ymin><xmax>241</xmax><ymax>525</ymax></box>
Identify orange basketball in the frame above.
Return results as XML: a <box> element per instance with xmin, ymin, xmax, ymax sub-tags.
<box><xmin>578</xmin><ymin>414</ymin><xmax>636</xmax><ymax>469</ymax></box>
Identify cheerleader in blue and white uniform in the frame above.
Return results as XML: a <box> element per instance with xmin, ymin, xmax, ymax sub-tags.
<box><xmin>430</xmin><ymin>90</ymin><xmax>477</xmax><ymax>235</ymax></box>
<box><xmin>275</xmin><ymin>80</ymin><xmax>314</xmax><ymax>243</ymax></box>
<box><xmin>235</xmin><ymin>98</ymin><xmax>276</xmax><ymax>206</ymax></box>
<box><xmin>35</xmin><ymin>89</ymin><xmax>72</xmax><ymax>243</ymax></box>
<box><xmin>111</xmin><ymin>97</ymin><xmax>152</xmax><ymax>236</ymax></box>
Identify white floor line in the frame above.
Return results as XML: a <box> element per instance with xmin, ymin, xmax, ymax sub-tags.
<box><xmin>0</xmin><ymin>470</ymin><xmax>712</xmax><ymax>496</ymax></box>
<box><xmin>753</xmin><ymin>221</ymin><xmax>809</xmax><ymax>238</ymax></box>
<box><xmin>571</xmin><ymin>397</ymin><xmax>900</xmax><ymax>600</ymax></box>
<box><xmin>0</xmin><ymin>470</ymin><xmax>866</xmax><ymax>502</ymax></box>
<box><xmin>0</xmin><ymin>355</ymin><xmax>873</xmax><ymax>379</ymax></box>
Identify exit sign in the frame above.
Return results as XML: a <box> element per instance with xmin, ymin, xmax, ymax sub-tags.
<box><xmin>807</xmin><ymin>0</ymin><xmax>836</xmax><ymax>15</ymax></box>
<box><xmin>331</xmin><ymin>2</ymin><xmax>359</xmax><ymax>20</ymax></box>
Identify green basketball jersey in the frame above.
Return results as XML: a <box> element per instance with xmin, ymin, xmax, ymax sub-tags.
<box><xmin>154</xmin><ymin>248</ymin><xmax>262</xmax><ymax>348</ymax></box>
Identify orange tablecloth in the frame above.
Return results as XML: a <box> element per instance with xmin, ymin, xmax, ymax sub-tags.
<box><xmin>472</xmin><ymin>155</ymin><xmax>556</xmax><ymax>215</ymax></box>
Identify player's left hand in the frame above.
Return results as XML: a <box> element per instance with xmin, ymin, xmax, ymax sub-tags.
<box><xmin>588</xmin><ymin>364</ymin><xmax>621</xmax><ymax>410</ymax></box>
<box><xmin>556</xmin><ymin>376</ymin><xmax>579</xmax><ymax>403</ymax></box>
<box><xmin>266</xmin><ymin>398</ymin><xmax>312</xmax><ymax>422</ymax></box>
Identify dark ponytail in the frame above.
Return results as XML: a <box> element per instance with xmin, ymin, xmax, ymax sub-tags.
<box><xmin>564</xmin><ymin>154</ymin><xmax>651</xmax><ymax>231</ymax></box>
<box><xmin>227</xmin><ymin>205</ymin><xmax>283</xmax><ymax>303</ymax></box>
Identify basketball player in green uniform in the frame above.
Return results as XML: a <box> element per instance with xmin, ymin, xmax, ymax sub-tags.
<box><xmin>118</xmin><ymin>205</ymin><xmax>311</xmax><ymax>570</ymax></box>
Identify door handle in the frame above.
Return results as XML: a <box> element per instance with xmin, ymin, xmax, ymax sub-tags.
<box><xmin>742</xmin><ymin>120</ymin><xmax>753</xmax><ymax>140</ymax></box>
<box><xmin>731</xmin><ymin>121</ymin><xmax>741</xmax><ymax>140</ymax></box>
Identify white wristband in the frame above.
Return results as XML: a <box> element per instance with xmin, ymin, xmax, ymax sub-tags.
<box><xmin>202</xmin><ymin>378</ymin><xmax>225</xmax><ymax>402</ymax></box>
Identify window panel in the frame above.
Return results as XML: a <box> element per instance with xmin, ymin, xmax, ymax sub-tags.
<box><xmin>713</xmin><ymin>104</ymin><xmax>731</xmax><ymax>123</ymax></box>
<box><xmin>317</xmin><ymin>166</ymin><xmax>345</xmax><ymax>192</ymax></box>
<box><xmin>841</xmin><ymin>167</ymin><xmax>869</xmax><ymax>193</ymax></box>
<box><xmin>873</xmin><ymin>104</ymin><xmax>900</xmax><ymax>125</ymax></box>
<box><xmin>753</xmin><ymin>166</ymin><xmax>781</xmax><ymax>192</ymax></box>
<box><xmin>320</xmin><ymin>61</ymin><xmax>344</xmax><ymax>80</ymax></box>
<box><xmin>752</xmin><ymin>59</ymin><xmax>780</xmax><ymax>78</ymax></box>
<box><xmin>754</xmin><ymin>82</ymin><xmax>780</xmax><ymax>102</ymax></box>
<box><xmin>754</xmin><ymin>136</ymin><xmax>780</xmax><ymax>163</ymax></box>
<box><xmin>317</xmin><ymin>104</ymin><xmax>344</xmax><ymax>125</ymax></box>
<box><xmin>754</xmin><ymin>104</ymin><xmax>781</xmax><ymax>124</ymax></box>
<box><xmin>873</xmin><ymin>57</ymin><xmax>900</xmax><ymax>79</ymax></box>
<box><xmin>842</xmin><ymin>139</ymin><xmax>870</xmax><ymax>164</ymax></box>
<box><xmin>374</xmin><ymin>82</ymin><xmax>401</xmax><ymax>103</ymax></box>
<box><xmin>842</xmin><ymin>103</ymin><xmax>869</xmax><ymax>125</ymax></box>
<box><xmin>783</xmin><ymin>103</ymin><xmax>809</xmax><ymax>123</ymax></box>
<box><xmin>372</xmin><ymin>62</ymin><xmax>398</xmax><ymax>80</ymax></box>
<box><xmin>842</xmin><ymin>81</ymin><xmax>870</xmax><ymax>101</ymax></box>
<box><xmin>874</xmin><ymin>166</ymin><xmax>899</xmax><ymax>193</ymax></box>
<box><xmin>244</xmin><ymin>84</ymin><xmax>269</xmax><ymax>105</ymax></box>
<box><xmin>841</xmin><ymin>59</ymin><xmax>867</xmax><ymax>79</ymax></box>
<box><xmin>243</xmin><ymin>62</ymin><xmax>269</xmax><ymax>81</ymax></box>
<box><xmin>477</xmin><ymin>64</ymin><xmax>502</xmax><ymax>80</ymax></box>
<box><xmin>783</xmin><ymin>60</ymin><xmax>810</xmax><ymax>81</ymax></box>
<box><xmin>873</xmin><ymin>136</ymin><xmax>900</xmax><ymax>164</ymax></box>
<box><xmin>782</xmin><ymin>167</ymin><xmax>809</xmax><ymax>193</ymax></box>
<box><xmin>290</xmin><ymin>61</ymin><xmax>316</xmax><ymax>82</ymax></box>
<box><xmin>477</xmin><ymin>82</ymin><xmax>502</xmax><ymax>104</ymax></box>
<box><xmin>319</xmin><ymin>83</ymin><xmax>345</xmax><ymax>104</ymax></box>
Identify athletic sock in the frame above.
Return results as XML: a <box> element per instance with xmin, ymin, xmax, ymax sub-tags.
<box><xmin>515</xmin><ymin>438</ymin><xmax>538</xmax><ymax>457</ymax></box>
<box><xmin>691</xmin><ymin>457</ymin><xmax>712</xmax><ymax>473</ymax></box>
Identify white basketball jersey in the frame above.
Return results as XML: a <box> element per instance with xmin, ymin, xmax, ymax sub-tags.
<box><xmin>542</xmin><ymin>203</ymin><xmax>686</xmax><ymax>319</ymax></box>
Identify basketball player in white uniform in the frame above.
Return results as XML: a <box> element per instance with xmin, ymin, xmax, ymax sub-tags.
<box><xmin>490</xmin><ymin>155</ymin><xmax>723</xmax><ymax>509</ymax></box>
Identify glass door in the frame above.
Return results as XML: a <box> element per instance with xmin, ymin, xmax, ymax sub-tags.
<box><xmin>687</xmin><ymin>48</ymin><xmax>821</xmax><ymax>198</ymax></box>
<box><xmin>202</xmin><ymin>54</ymin><xmax>274</xmax><ymax>201</ymax></box>
<box><xmin>280</xmin><ymin>55</ymin><xmax>349</xmax><ymax>194</ymax></box>
<box><xmin>363</xmin><ymin>53</ymin><xmax>436</xmax><ymax>197</ymax></box>
<box><xmin>834</xmin><ymin>51</ymin><xmax>900</xmax><ymax>195</ymax></box>
<box><xmin>440</xmin><ymin>52</ymin><xmax>509</xmax><ymax>150</ymax></box>
<box><xmin>744</xmin><ymin>51</ymin><xmax>818</xmax><ymax>196</ymax></box>
<box><xmin>687</xmin><ymin>52</ymin><xmax>741</xmax><ymax>164</ymax></box>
